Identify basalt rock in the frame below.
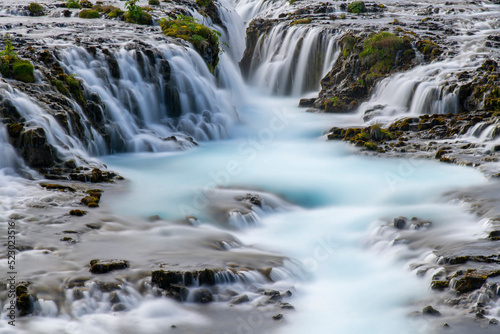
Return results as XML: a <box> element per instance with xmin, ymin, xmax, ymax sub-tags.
<box><xmin>89</xmin><ymin>259</ymin><xmax>129</xmax><ymax>274</ymax></box>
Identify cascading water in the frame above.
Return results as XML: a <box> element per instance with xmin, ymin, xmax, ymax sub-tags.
<box><xmin>246</xmin><ymin>23</ymin><xmax>340</xmax><ymax>95</ymax></box>
<box><xmin>0</xmin><ymin>0</ymin><xmax>498</xmax><ymax>333</ymax></box>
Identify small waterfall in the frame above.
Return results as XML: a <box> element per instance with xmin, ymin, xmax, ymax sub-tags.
<box><xmin>0</xmin><ymin>85</ymin><xmax>103</xmax><ymax>166</ymax></box>
<box><xmin>232</xmin><ymin>0</ymin><xmax>289</xmax><ymax>23</ymax></box>
<box><xmin>359</xmin><ymin>57</ymin><xmax>485</xmax><ymax>121</ymax></box>
<box><xmin>0</xmin><ymin>121</ymin><xmax>24</xmax><ymax>174</ymax></box>
<box><xmin>58</xmin><ymin>43</ymin><xmax>239</xmax><ymax>150</ymax></box>
<box><xmin>228</xmin><ymin>210</ymin><xmax>261</xmax><ymax>228</ymax></box>
<box><xmin>247</xmin><ymin>23</ymin><xmax>340</xmax><ymax>95</ymax></box>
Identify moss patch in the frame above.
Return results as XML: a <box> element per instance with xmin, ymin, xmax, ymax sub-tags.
<box><xmin>291</xmin><ymin>18</ymin><xmax>312</xmax><ymax>26</ymax></box>
<box><xmin>29</xmin><ymin>3</ymin><xmax>44</xmax><ymax>16</ymax></box>
<box><xmin>360</xmin><ymin>32</ymin><xmax>404</xmax><ymax>78</ymax></box>
<box><xmin>12</xmin><ymin>60</ymin><xmax>35</xmax><ymax>83</ymax></box>
<box><xmin>347</xmin><ymin>1</ymin><xmax>366</xmax><ymax>14</ymax></box>
<box><xmin>78</xmin><ymin>9</ymin><xmax>100</xmax><ymax>18</ymax></box>
<box><xmin>159</xmin><ymin>15</ymin><xmax>221</xmax><ymax>71</ymax></box>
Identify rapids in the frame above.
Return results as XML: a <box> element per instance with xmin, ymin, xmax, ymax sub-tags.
<box><xmin>0</xmin><ymin>0</ymin><xmax>499</xmax><ymax>333</ymax></box>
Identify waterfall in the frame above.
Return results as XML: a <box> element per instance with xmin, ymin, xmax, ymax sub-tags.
<box><xmin>58</xmin><ymin>43</ymin><xmax>238</xmax><ymax>148</ymax></box>
<box><xmin>0</xmin><ymin>121</ymin><xmax>24</xmax><ymax>174</ymax></box>
<box><xmin>232</xmin><ymin>0</ymin><xmax>289</xmax><ymax>23</ymax></box>
<box><xmin>246</xmin><ymin>23</ymin><xmax>340</xmax><ymax>96</ymax></box>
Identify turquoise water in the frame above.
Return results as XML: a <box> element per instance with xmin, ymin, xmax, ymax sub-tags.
<box><xmin>103</xmin><ymin>92</ymin><xmax>486</xmax><ymax>333</ymax></box>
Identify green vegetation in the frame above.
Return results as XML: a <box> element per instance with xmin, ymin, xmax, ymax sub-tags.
<box><xmin>78</xmin><ymin>9</ymin><xmax>100</xmax><ymax>18</ymax></box>
<box><xmin>79</xmin><ymin>0</ymin><xmax>93</xmax><ymax>8</ymax></box>
<box><xmin>290</xmin><ymin>18</ymin><xmax>312</xmax><ymax>26</ymax></box>
<box><xmin>0</xmin><ymin>35</ymin><xmax>35</xmax><ymax>83</ymax></box>
<box><xmin>342</xmin><ymin>34</ymin><xmax>357</xmax><ymax>58</ymax></box>
<box><xmin>359</xmin><ymin>32</ymin><xmax>403</xmax><ymax>77</ymax></box>
<box><xmin>149</xmin><ymin>0</ymin><xmax>160</xmax><ymax>4</ymax></box>
<box><xmin>66</xmin><ymin>0</ymin><xmax>81</xmax><ymax>8</ymax></box>
<box><xmin>12</xmin><ymin>61</ymin><xmax>35</xmax><ymax>83</ymax></box>
<box><xmin>195</xmin><ymin>0</ymin><xmax>212</xmax><ymax>6</ymax></box>
<box><xmin>125</xmin><ymin>0</ymin><xmax>152</xmax><ymax>25</ymax></box>
<box><xmin>93</xmin><ymin>4</ymin><xmax>124</xmax><ymax>18</ymax></box>
<box><xmin>347</xmin><ymin>1</ymin><xmax>366</xmax><ymax>14</ymax></box>
<box><xmin>28</xmin><ymin>3</ymin><xmax>44</xmax><ymax>15</ymax></box>
<box><xmin>159</xmin><ymin>15</ymin><xmax>221</xmax><ymax>70</ymax></box>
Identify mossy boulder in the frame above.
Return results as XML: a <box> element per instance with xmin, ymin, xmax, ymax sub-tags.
<box><xmin>347</xmin><ymin>1</ymin><xmax>366</xmax><ymax>14</ymax></box>
<box><xmin>196</xmin><ymin>0</ymin><xmax>221</xmax><ymax>25</ymax></box>
<box><xmin>89</xmin><ymin>259</ymin><xmax>129</xmax><ymax>274</ymax></box>
<box><xmin>28</xmin><ymin>3</ymin><xmax>44</xmax><ymax>16</ymax></box>
<box><xmin>78</xmin><ymin>9</ymin><xmax>100</xmax><ymax>19</ymax></box>
<box><xmin>160</xmin><ymin>15</ymin><xmax>220</xmax><ymax>72</ymax></box>
<box><xmin>16</xmin><ymin>284</ymin><xmax>35</xmax><ymax>316</ymax></box>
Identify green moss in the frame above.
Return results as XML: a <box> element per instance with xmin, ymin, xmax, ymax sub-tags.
<box><xmin>78</xmin><ymin>9</ymin><xmax>100</xmax><ymax>18</ymax></box>
<box><xmin>124</xmin><ymin>0</ymin><xmax>151</xmax><ymax>25</ymax></box>
<box><xmin>347</xmin><ymin>1</ymin><xmax>366</xmax><ymax>14</ymax></box>
<box><xmin>364</xmin><ymin>141</ymin><xmax>378</xmax><ymax>150</ymax></box>
<box><xmin>159</xmin><ymin>15</ymin><xmax>221</xmax><ymax>70</ymax></box>
<box><xmin>29</xmin><ymin>3</ymin><xmax>44</xmax><ymax>15</ymax></box>
<box><xmin>290</xmin><ymin>18</ymin><xmax>312</xmax><ymax>26</ymax></box>
<box><xmin>79</xmin><ymin>0</ymin><xmax>93</xmax><ymax>8</ymax></box>
<box><xmin>353</xmin><ymin>132</ymin><xmax>369</xmax><ymax>141</ymax></box>
<box><xmin>196</xmin><ymin>0</ymin><xmax>212</xmax><ymax>6</ymax></box>
<box><xmin>66</xmin><ymin>0</ymin><xmax>81</xmax><ymax>8</ymax></box>
<box><xmin>149</xmin><ymin>0</ymin><xmax>160</xmax><ymax>4</ymax></box>
<box><xmin>52</xmin><ymin>79</ymin><xmax>70</xmax><ymax>96</ymax></box>
<box><xmin>342</xmin><ymin>34</ymin><xmax>357</xmax><ymax>59</ymax></box>
<box><xmin>12</xmin><ymin>60</ymin><xmax>34</xmax><ymax>83</ymax></box>
<box><xmin>359</xmin><ymin>32</ymin><xmax>403</xmax><ymax>75</ymax></box>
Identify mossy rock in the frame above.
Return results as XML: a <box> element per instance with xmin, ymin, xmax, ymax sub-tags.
<box><xmin>69</xmin><ymin>209</ymin><xmax>87</xmax><ymax>216</ymax></box>
<box><xmin>159</xmin><ymin>15</ymin><xmax>220</xmax><ymax>71</ymax></box>
<box><xmin>89</xmin><ymin>259</ymin><xmax>129</xmax><ymax>274</ymax></box>
<box><xmin>78</xmin><ymin>9</ymin><xmax>100</xmax><ymax>18</ymax></box>
<box><xmin>125</xmin><ymin>10</ymin><xmax>152</xmax><ymax>25</ymax></box>
<box><xmin>148</xmin><ymin>0</ymin><xmax>160</xmax><ymax>5</ymax></box>
<box><xmin>347</xmin><ymin>1</ymin><xmax>366</xmax><ymax>14</ymax></box>
<box><xmin>28</xmin><ymin>3</ymin><xmax>44</xmax><ymax>16</ymax></box>
<box><xmin>360</xmin><ymin>32</ymin><xmax>404</xmax><ymax>76</ymax></box>
<box><xmin>291</xmin><ymin>18</ymin><xmax>312</xmax><ymax>26</ymax></box>
<box><xmin>12</xmin><ymin>60</ymin><xmax>35</xmax><ymax>83</ymax></box>
<box><xmin>364</xmin><ymin>141</ymin><xmax>378</xmax><ymax>150</ymax></box>
<box><xmin>79</xmin><ymin>0</ymin><xmax>93</xmax><ymax>8</ymax></box>
<box><xmin>16</xmin><ymin>284</ymin><xmax>35</xmax><ymax>316</ymax></box>
<box><xmin>81</xmin><ymin>195</ymin><xmax>100</xmax><ymax>207</ymax></box>
<box><xmin>40</xmin><ymin>183</ymin><xmax>76</xmax><ymax>192</ymax></box>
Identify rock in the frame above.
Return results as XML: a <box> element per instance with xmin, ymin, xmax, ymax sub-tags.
<box><xmin>69</xmin><ymin>209</ymin><xmax>87</xmax><ymax>216</ymax></box>
<box><xmin>299</xmin><ymin>98</ymin><xmax>317</xmax><ymax>107</ymax></box>
<box><xmin>279</xmin><ymin>302</ymin><xmax>295</xmax><ymax>309</ymax></box>
<box><xmin>393</xmin><ymin>216</ymin><xmax>407</xmax><ymax>229</ymax></box>
<box><xmin>111</xmin><ymin>303</ymin><xmax>127</xmax><ymax>312</ymax></box>
<box><xmin>488</xmin><ymin>231</ymin><xmax>500</xmax><ymax>241</ymax></box>
<box><xmin>16</xmin><ymin>284</ymin><xmax>35</xmax><ymax>316</ymax></box>
<box><xmin>89</xmin><ymin>259</ymin><xmax>129</xmax><ymax>274</ymax></box>
<box><xmin>192</xmin><ymin>288</ymin><xmax>213</xmax><ymax>303</ymax></box>
<box><xmin>422</xmin><ymin>305</ymin><xmax>441</xmax><ymax>316</ymax></box>
<box><xmin>230</xmin><ymin>294</ymin><xmax>250</xmax><ymax>305</ymax></box>
<box><xmin>272</xmin><ymin>314</ymin><xmax>283</xmax><ymax>320</ymax></box>
<box><xmin>490</xmin><ymin>318</ymin><xmax>499</xmax><ymax>325</ymax></box>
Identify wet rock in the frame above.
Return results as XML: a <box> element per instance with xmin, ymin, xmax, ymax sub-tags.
<box><xmin>488</xmin><ymin>231</ymin><xmax>500</xmax><ymax>241</ymax></box>
<box><xmin>192</xmin><ymin>288</ymin><xmax>213</xmax><ymax>303</ymax></box>
<box><xmin>69</xmin><ymin>209</ymin><xmax>87</xmax><ymax>216</ymax></box>
<box><xmin>490</xmin><ymin>318</ymin><xmax>499</xmax><ymax>325</ymax></box>
<box><xmin>235</xmin><ymin>194</ymin><xmax>262</xmax><ymax>207</ymax></box>
<box><xmin>279</xmin><ymin>302</ymin><xmax>295</xmax><ymax>309</ymax></box>
<box><xmin>16</xmin><ymin>284</ymin><xmax>35</xmax><ymax>316</ymax></box>
<box><xmin>422</xmin><ymin>305</ymin><xmax>441</xmax><ymax>316</ymax></box>
<box><xmin>272</xmin><ymin>314</ymin><xmax>283</xmax><ymax>320</ymax></box>
<box><xmin>393</xmin><ymin>216</ymin><xmax>407</xmax><ymax>229</ymax></box>
<box><xmin>89</xmin><ymin>259</ymin><xmax>129</xmax><ymax>274</ymax></box>
<box><xmin>72</xmin><ymin>288</ymin><xmax>85</xmax><ymax>300</ymax></box>
<box><xmin>230</xmin><ymin>294</ymin><xmax>250</xmax><ymax>305</ymax></box>
<box><xmin>111</xmin><ymin>303</ymin><xmax>127</xmax><ymax>312</ymax></box>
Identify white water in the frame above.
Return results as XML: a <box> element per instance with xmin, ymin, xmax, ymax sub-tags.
<box><xmin>246</xmin><ymin>22</ymin><xmax>340</xmax><ymax>96</ymax></box>
<box><xmin>0</xmin><ymin>0</ymin><xmax>497</xmax><ymax>333</ymax></box>
<box><xmin>103</xmin><ymin>93</ymin><xmax>486</xmax><ymax>333</ymax></box>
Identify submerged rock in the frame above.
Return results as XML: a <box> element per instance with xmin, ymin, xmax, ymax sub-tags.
<box><xmin>89</xmin><ymin>259</ymin><xmax>129</xmax><ymax>274</ymax></box>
